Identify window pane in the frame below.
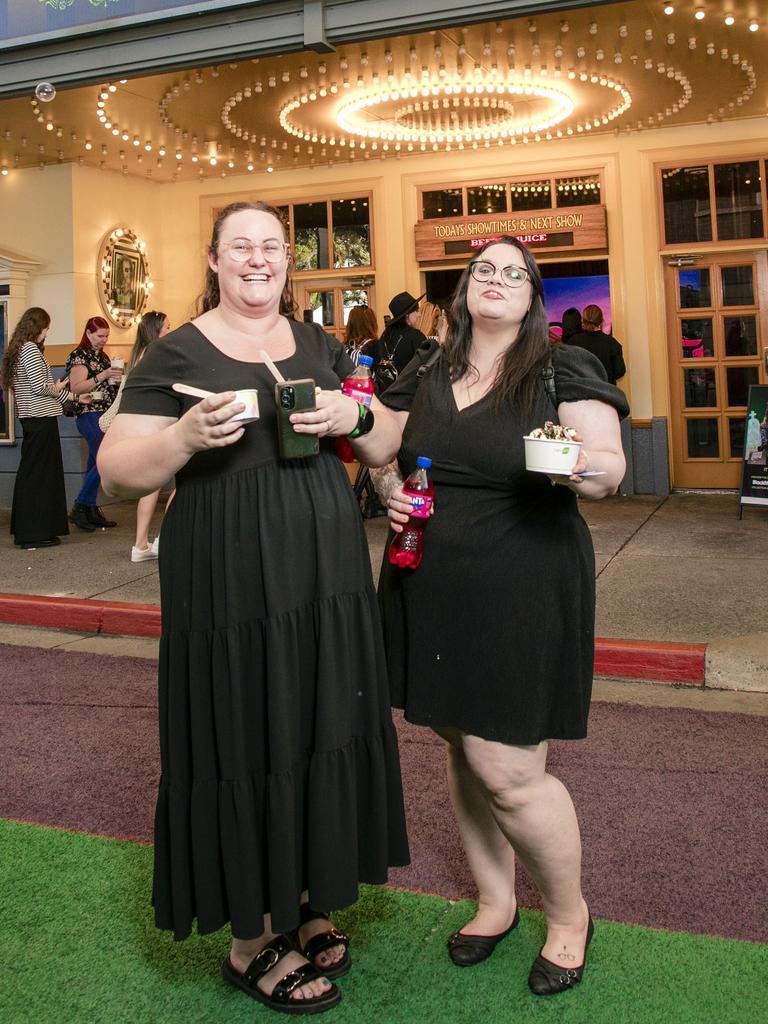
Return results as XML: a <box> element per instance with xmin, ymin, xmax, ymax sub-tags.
<box><xmin>555</xmin><ymin>175</ymin><xmax>601</xmax><ymax>207</ymax></box>
<box><xmin>714</xmin><ymin>161</ymin><xmax>763</xmax><ymax>240</ymax></box>
<box><xmin>661</xmin><ymin>166</ymin><xmax>712</xmax><ymax>244</ymax></box>
<box><xmin>306</xmin><ymin>290</ymin><xmax>334</xmax><ymax>327</ymax></box>
<box><xmin>510</xmin><ymin>179</ymin><xmax>551</xmax><ymax>212</ymax></box>
<box><xmin>684</xmin><ymin>367</ymin><xmax>717</xmax><ymax>407</ymax></box>
<box><xmin>332</xmin><ymin>197</ymin><xmax>371</xmax><ymax>268</ymax></box>
<box><xmin>467</xmin><ymin>183</ymin><xmax>508</xmax><ymax>215</ymax></box>
<box><xmin>342</xmin><ymin>289</ymin><xmax>369</xmax><ymax>324</ymax></box>
<box><xmin>723</xmin><ymin>316</ymin><xmax>758</xmax><ymax>357</ymax></box>
<box><xmin>678</xmin><ymin>268</ymin><xmax>711</xmax><ymax>308</ymax></box>
<box><xmin>726</xmin><ymin>366</ymin><xmax>758</xmax><ymax>407</ymax></box>
<box><xmin>680</xmin><ymin>318</ymin><xmax>714</xmax><ymax>359</ymax></box>
<box><xmin>729</xmin><ymin>417</ymin><xmax>746</xmax><ymax>458</ymax></box>
<box><xmin>422</xmin><ymin>188</ymin><xmax>463</xmax><ymax>219</ymax></box>
<box><xmin>721</xmin><ymin>266</ymin><xmax>754</xmax><ymax>306</ymax></box>
<box><xmin>686</xmin><ymin>418</ymin><xmax>719</xmax><ymax>458</ymax></box>
<box><xmin>294</xmin><ymin>202</ymin><xmax>329</xmax><ymax>270</ymax></box>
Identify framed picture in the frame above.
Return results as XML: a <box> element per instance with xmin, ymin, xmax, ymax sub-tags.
<box><xmin>97</xmin><ymin>226</ymin><xmax>152</xmax><ymax>328</ymax></box>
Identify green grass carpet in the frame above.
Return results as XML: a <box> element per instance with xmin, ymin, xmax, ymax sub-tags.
<box><xmin>1</xmin><ymin>819</ymin><xmax>765</xmax><ymax>1024</ymax></box>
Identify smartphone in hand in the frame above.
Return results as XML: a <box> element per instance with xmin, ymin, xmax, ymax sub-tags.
<box><xmin>275</xmin><ymin>379</ymin><xmax>320</xmax><ymax>459</ymax></box>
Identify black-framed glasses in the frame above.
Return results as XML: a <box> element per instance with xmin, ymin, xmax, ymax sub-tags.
<box><xmin>469</xmin><ymin>260</ymin><xmax>531</xmax><ymax>288</ymax></box>
<box><xmin>220</xmin><ymin>238</ymin><xmax>289</xmax><ymax>263</ymax></box>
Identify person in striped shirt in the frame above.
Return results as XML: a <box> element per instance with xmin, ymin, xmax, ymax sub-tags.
<box><xmin>1</xmin><ymin>307</ymin><xmax>71</xmax><ymax>548</ymax></box>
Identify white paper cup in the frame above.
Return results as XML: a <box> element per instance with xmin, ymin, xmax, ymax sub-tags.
<box><xmin>224</xmin><ymin>388</ymin><xmax>260</xmax><ymax>424</ymax></box>
<box><xmin>524</xmin><ymin>435</ymin><xmax>582</xmax><ymax>474</ymax></box>
<box><xmin>110</xmin><ymin>358</ymin><xmax>125</xmax><ymax>369</ymax></box>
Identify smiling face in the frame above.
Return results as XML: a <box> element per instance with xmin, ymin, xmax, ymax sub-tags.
<box><xmin>87</xmin><ymin>326</ymin><xmax>110</xmax><ymax>351</ymax></box>
<box><xmin>466</xmin><ymin>242</ymin><xmax>533</xmax><ymax>333</ymax></box>
<box><xmin>210</xmin><ymin>207</ymin><xmax>288</xmax><ymax>316</ymax></box>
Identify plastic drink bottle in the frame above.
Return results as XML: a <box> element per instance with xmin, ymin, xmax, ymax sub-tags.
<box><xmin>337</xmin><ymin>355</ymin><xmax>375</xmax><ymax>463</ymax></box>
<box><xmin>388</xmin><ymin>456</ymin><xmax>434</xmax><ymax>570</ymax></box>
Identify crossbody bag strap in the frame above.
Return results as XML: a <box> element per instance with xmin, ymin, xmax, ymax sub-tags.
<box><xmin>541</xmin><ymin>357</ymin><xmax>557</xmax><ymax>411</ymax></box>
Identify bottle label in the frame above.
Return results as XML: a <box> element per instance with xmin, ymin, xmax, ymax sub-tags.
<box><xmin>344</xmin><ymin>384</ymin><xmax>373</xmax><ymax>407</ymax></box>
<box><xmin>408</xmin><ymin>494</ymin><xmax>433</xmax><ymax>518</ymax></box>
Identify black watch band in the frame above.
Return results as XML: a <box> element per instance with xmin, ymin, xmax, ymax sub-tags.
<box><xmin>348</xmin><ymin>402</ymin><xmax>375</xmax><ymax>439</ymax></box>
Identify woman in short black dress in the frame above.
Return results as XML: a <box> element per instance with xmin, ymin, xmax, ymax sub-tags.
<box><xmin>98</xmin><ymin>202</ymin><xmax>408</xmax><ymax>1015</ymax></box>
<box><xmin>378</xmin><ymin>237</ymin><xmax>628</xmax><ymax>996</ymax></box>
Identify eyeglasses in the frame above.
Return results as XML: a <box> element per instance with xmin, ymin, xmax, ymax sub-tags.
<box><xmin>220</xmin><ymin>238</ymin><xmax>288</xmax><ymax>263</ymax></box>
<box><xmin>469</xmin><ymin>260</ymin><xmax>531</xmax><ymax>289</ymax></box>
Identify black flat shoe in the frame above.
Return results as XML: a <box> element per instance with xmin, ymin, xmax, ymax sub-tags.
<box><xmin>447</xmin><ymin>908</ymin><xmax>520</xmax><ymax>966</ymax></box>
<box><xmin>528</xmin><ymin>914</ymin><xmax>594</xmax><ymax>996</ymax></box>
<box><xmin>18</xmin><ymin>537</ymin><xmax>60</xmax><ymax>549</ymax></box>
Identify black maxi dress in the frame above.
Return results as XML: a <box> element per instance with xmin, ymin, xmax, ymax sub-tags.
<box><xmin>378</xmin><ymin>344</ymin><xmax>629</xmax><ymax>746</ymax></box>
<box><xmin>120</xmin><ymin>319</ymin><xmax>409</xmax><ymax>940</ymax></box>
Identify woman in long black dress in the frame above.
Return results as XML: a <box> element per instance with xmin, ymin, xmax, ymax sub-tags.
<box><xmin>98</xmin><ymin>201</ymin><xmax>408</xmax><ymax>1015</ymax></box>
<box><xmin>1</xmin><ymin>307</ymin><xmax>71</xmax><ymax>548</ymax></box>
<box><xmin>378</xmin><ymin>237</ymin><xmax>628</xmax><ymax>996</ymax></box>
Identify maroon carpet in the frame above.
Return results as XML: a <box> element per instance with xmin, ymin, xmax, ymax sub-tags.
<box><xmin>1</xmin><ymin>643</ymin><xmax>766</xmax><ymax>943</ymax></box>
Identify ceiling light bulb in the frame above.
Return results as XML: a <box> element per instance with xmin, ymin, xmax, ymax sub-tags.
<box><xmin>724</xmin><ymin>15</ymin><xmax>734</xmax><ymax>25</ymax></box>
<box><xmin>664</xmin><ymin>4</ymin><xmax>674</xmax><ymax>13</ymax></box>
<box><xmin>694</xmin><ymin>8</ymin><xmax>705</xmax><ymax>20</ymax></box>
<box><xmin>749</xmin><ymin>19</ymin><xmax>759</xmax><ymax>31</ymax></box>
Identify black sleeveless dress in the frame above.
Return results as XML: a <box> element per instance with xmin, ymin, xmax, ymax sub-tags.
<box><xmin>378</xmin><ymin>344</ymin><xmax>629</xmax><ymax>746</ymax></box>
<box><xmin>120</xmin><ymin>319</ymin><xmax>409</xmax><ymax>940</ymax></box>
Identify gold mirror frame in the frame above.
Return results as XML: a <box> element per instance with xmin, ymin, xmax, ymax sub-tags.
<box><xmin>97</xmin><ymin>226</ymin><xmax>153</xmax><ymax>328</ymax></box>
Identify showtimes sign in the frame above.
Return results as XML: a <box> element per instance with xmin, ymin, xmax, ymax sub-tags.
<box><xmin>414</xmin><ymin>204</ymin><xmax>607</xmax><ymax>261</ymax></box>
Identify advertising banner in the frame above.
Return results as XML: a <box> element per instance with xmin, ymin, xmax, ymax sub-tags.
<box><xmin>738</xmin><ymin>384</ymin><xmax>768</xmax><ymax>516</ymax></box>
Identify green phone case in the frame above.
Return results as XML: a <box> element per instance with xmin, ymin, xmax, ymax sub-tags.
<box><xmin>275</xmin><ymin>379</ymin><xmax>320</xmax><ymax>459</ymax></box>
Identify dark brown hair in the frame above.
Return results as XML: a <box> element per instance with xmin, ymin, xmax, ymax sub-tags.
<box><xmin>446</xmin><ymin>236</ymin><xmax>552</xmax><ymax>412</ymax></box>
<box><xmin>128</xmin><ymin>310</ymin><xmax>167</xmax><ymax>371</ymax></box>
<box><xmin>196</xmin><ymin>201</ymin><xmax>297</xmax><ymax>318</ymax></box>
<box><xmin>582</xmin><ymin>303</ymin><xmax>604</xmax><ymax>331</ymax></box>
<box><xmin>76</xmin><ymin>315</ymin><xmax>110</xmax><ymax>351</ymax></box>
<box><xmin>1</xmin><ymin>307</ymin><xmax>51</xmax><ymax>391</ymax></box>
<box><xmin>345</xmin><ymin>305</ymin><xmax>378</xmax><ymax>347</ymax></box>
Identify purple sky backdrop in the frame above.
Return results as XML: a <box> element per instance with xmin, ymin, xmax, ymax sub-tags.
<box><xmin>544</xmin><ymin>275</ymin><xmax>612</xmax><ymax>331</ymax></box>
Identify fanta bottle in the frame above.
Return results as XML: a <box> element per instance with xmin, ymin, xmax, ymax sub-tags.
<box><xmin>388</xmin><ymin>456</ymin><xmax>434</xmax><ymax>569</ymax></box>
<box><xmin>337</xmin><ymin>355</ymin><xmax>375</xmax><ymax>463</ymax></box>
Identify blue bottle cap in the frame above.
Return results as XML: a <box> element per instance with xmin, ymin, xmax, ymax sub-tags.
<box><xmin>358</xmin><ymin>355</ymin><xmax>374</xmax><ymax>366</ymax></box>
<box><xmin>416</xmin><ymin>456</ymin><xmax>432</xmax><ymax>469</ymax></box>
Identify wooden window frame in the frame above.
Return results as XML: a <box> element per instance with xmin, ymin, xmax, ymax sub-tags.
<box><xmin>270</xmin><ymin>190</ymin><xmax>375</xmax><ymax>277</ymax></box>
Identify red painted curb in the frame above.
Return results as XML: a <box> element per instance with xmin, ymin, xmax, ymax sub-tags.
<box><xmin>0</xmin><ymin>593</ymin><xmax>706</xmax><ymax>683</ymax></box>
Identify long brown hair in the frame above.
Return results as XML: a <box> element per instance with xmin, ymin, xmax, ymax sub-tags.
<box><xmin>76</xmin><ymin>315</ymin><xmax>110</xmax><ymax>351</ymax></box>
<box><xmin>345</xmin><ymin>305</ymin><xmax>378</xmax><ymax>347</ymax></box>
<box><xmin>1</xmin><ymin>307</ymin><xmax>51</xmax><ymax>391</ymax></box>
<box><xmin>128</xmin><ymin>310</ymin><xmax>167</xmax><ymax>371</ymax></box>
<box><xmin>446</xmin><ymin>236</ymin><xmax>551</xmax><ymax>412</ymax></box>
<box><xmin>195</xmin><ymin>201</ymin><xmax>297</xmax><ymax>318</ymax></box>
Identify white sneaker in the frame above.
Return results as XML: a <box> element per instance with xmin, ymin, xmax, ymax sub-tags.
<box><xmin>150</xmin><ymin>536</ymin><xmax>160</xmax><ymax>555</ymax></box>
<box><xmin>131</xmin><ymin>544</ymin><xmax>158</xmax><ymax>562</ymax></box>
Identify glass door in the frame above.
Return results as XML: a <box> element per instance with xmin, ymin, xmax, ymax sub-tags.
<box><xmin>666</xmin><ymin>252</ymin><xmax>768</xmax><ymax>487</ymax></box>
<box><xmin>294</xmin><ymin>280</ymin><xmax>375</xmax><ymax>342</ymax></box>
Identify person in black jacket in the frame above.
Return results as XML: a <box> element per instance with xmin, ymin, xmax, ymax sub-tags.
<box><xmin>371</xmin><ymin>291</ymin><xmax>426</xmax><ymax>391</ymax></box>
<box><xmin>567</xmin><ymin>304</ymin><xmax>626</xmax><ymax>385</ymax></box>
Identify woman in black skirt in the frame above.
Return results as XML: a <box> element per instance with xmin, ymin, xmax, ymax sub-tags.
<box><xmin>98</xmin><ymin>202</ymin><xmax>408</xmax><ymax>1015</ymax></box>
<box><xmin>378</xmin><ymin>238</ymin><xmax>629</xmax><ymax>997</ymax></box>
<box><xmin>1</xmin><ymin>307</ymin><xmax>72</xmax><ymax>549</ymax></box>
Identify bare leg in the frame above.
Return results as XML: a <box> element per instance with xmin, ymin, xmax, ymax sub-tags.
<box><xmin>134</xmin><ymin>490</ymin><xmax>160</xmax><ymax>551</ymax></box>
<box><xmin>461</xmin><ymin>735</ymin><xmax>590</xmax><ymax>966</ymax></box>
<box><xmin>230</xmin><ymin>915</ymin><xmax>332</xmax><ymax>1002</ymax></box>
<box><xmin>435</xmin><ymin>727</ymin><xmax>517</xmax><ymax>935</ymax></box>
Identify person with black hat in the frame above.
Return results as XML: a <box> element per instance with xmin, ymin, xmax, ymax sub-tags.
<box><xmin>370</xmin><ymin>290</ymin><xmax>426</xmax><ymax>392</ymax></box>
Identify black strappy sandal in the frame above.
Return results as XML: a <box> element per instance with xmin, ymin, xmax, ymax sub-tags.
<box><xmin>294</xmin><ymin>904</ymin><xmax>351</xmax><ymax>981</ymax></box>
<box><xmin>222</xmin><ymin>933</ymin><xmax>341</xmax><ymax>1015</ymax></box>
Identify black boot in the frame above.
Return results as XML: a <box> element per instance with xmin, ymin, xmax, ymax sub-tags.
<box><xmin>86</xmin><ymin>505</ymin><xmax>117</xmax><ymax>528</ymax></box>
<box><xmin>70</xmin><ymin>502</ymin><xmax>96</xmax><ymax>532</ymax></box>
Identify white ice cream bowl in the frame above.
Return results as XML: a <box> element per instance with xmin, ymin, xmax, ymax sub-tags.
<box><xmin>224</xmin><ymin>388</ymin><xmax>260</xmax><ymax>424</ymax></box>
<box><xmin>524</xmin><ymin>435</ymin><xmax>582</xmax><ymax>475</ymax></box>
